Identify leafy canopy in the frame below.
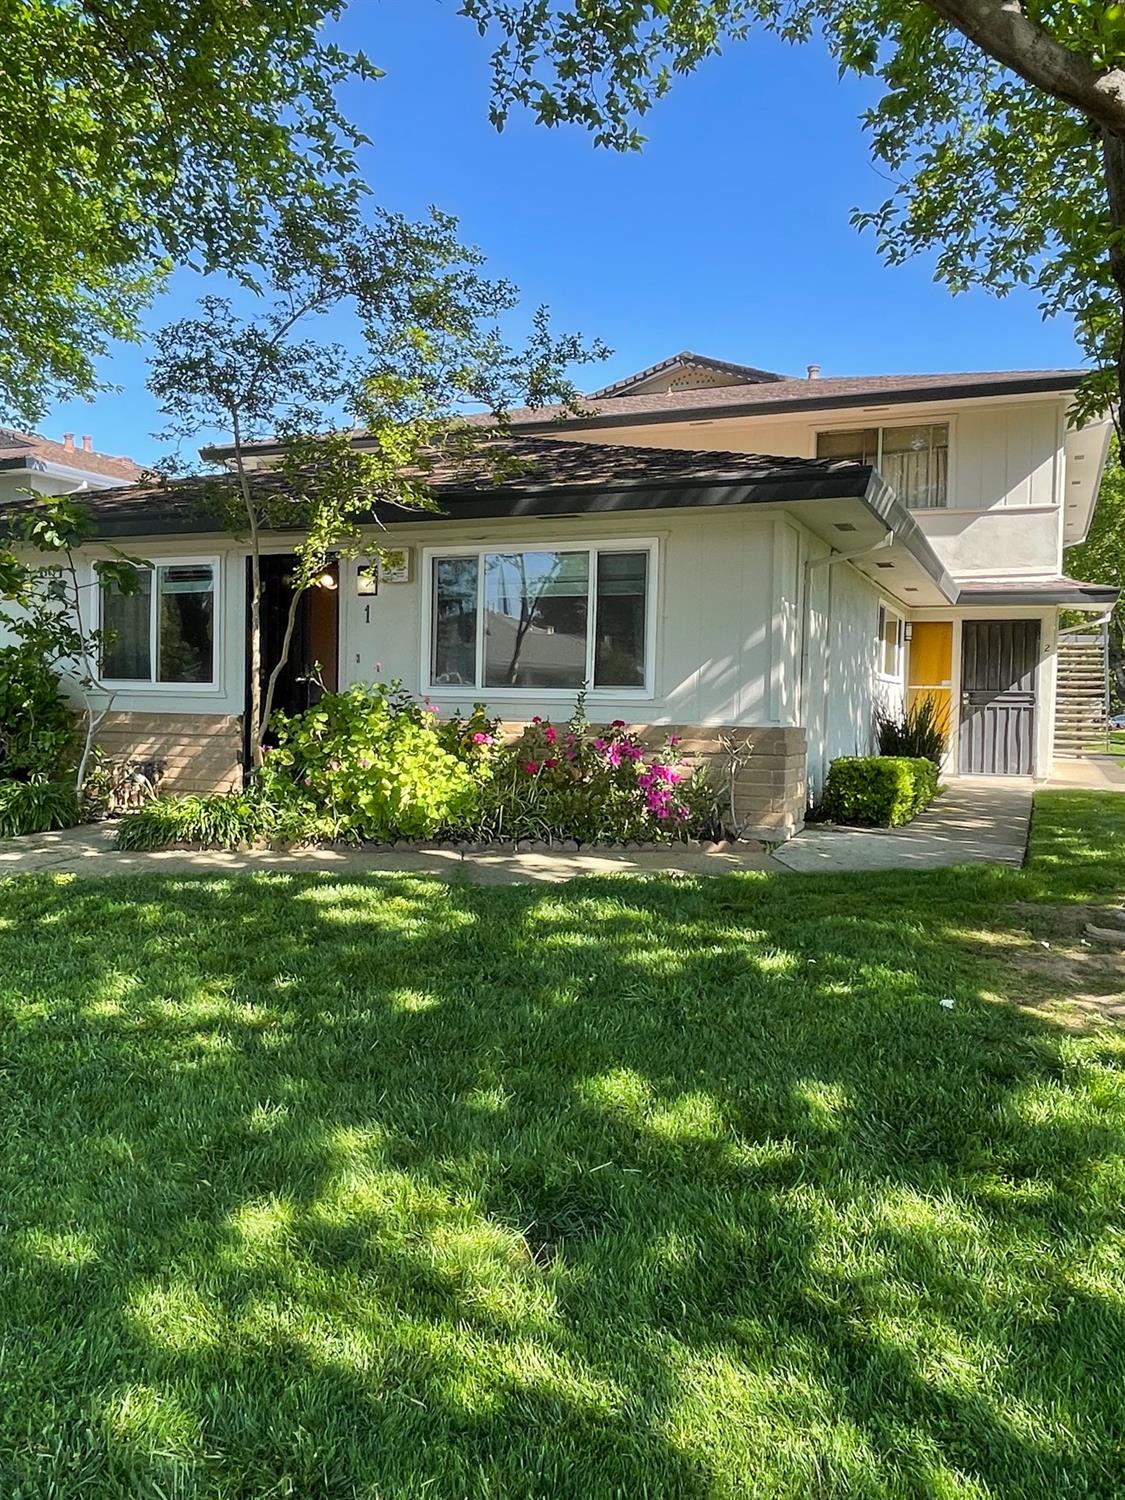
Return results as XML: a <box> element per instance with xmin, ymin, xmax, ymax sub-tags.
<box><xmin>461</xmin><ymin>0</ymin><xmax>1125</xmax><ymax>420</ymax></box>
<box><xmin>0</xmin><ymin>0</ymin><xmax>376</xmax><ymax>424</ymax></box>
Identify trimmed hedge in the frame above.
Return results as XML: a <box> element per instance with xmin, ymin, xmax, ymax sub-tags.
<box><xmin>823</xmin><ymin>756</ymin><xmax>940</xmax><ymax>828</ymax></box>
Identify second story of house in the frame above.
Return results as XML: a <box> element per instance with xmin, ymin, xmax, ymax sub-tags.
<box><xmin>488</xmin><ymin>353</ymin><xmax>1113</xmax><ymax>586</ymax></box>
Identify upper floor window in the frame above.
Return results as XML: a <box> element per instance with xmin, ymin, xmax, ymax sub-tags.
<box><xmin>429</xmin><ymin>543</ymin><xmax>652</xmax><ymax>694</ymax></box>
<box><xmin>818</xmin><ymin>423</ymin><xmax>949</xmax><ymax>509</ymax></box>
<box><xmin>101</xmin><ymin>560</ymin><xmax>217</xmax><ymax>686</ymax></box>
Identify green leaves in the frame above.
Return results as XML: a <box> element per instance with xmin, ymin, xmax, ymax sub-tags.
<box><xmin>0</xmin><ymin>0</ymin><xmax>375</xmax><ymax>423</ymax></box>
<box><xmin>461</xmin><ymin>0</ymin><xmax>1125</xmax><ymax>419</ymax></box>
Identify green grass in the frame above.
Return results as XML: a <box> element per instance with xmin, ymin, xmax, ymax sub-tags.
<box><xmin>1</xmin><ymin>792</ymin><xmax>1124</xmax><ymax>1498</ymax></box>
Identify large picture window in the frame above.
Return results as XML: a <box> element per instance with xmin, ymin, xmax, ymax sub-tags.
<box><xmin>429</xmin><ymin>544</ymin><xmax>652</xmax><ymax>693</ymax></box>
<box><xmin>101</xmin><ymin>560</ymin><xmax>217</xmax><ymax>686</ymax></box>
<box><xmin>817</xmin><ymin>423</ymin><xmax>949</xmax><ymax>509</ymax></box>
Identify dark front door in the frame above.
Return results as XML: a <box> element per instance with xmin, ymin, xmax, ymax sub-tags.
<box><xmin>245</xmin><ymin>557</ymin><xmax>339</xmax><ymax>760</ymax></box>
<box><xmin>959</xmin><ymin>619</ymin><xmax>1039</xmax><ymax>775</ymax></box>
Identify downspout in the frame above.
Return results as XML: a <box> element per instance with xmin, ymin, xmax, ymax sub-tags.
<box><xmin>799</xmin><ymin>532</ymin><xmax>895</xmax><ymax>791</ymax></box>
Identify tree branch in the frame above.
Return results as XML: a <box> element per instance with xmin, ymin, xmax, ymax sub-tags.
<box><xmin>924</xmin><ymin>0</ymin><xmax>1125</xmax><ymax>132</ymax></box>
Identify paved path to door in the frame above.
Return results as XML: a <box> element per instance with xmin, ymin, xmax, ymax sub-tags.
<box><xmin>772</xmin><ymin>778</ymin><xmax>1033</xmax><ymax>875</ymax></box>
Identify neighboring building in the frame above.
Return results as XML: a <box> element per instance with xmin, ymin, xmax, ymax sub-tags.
<box><xmin>0</xmin><ymin>427</ymin><xmax>144</xmax><ymax>500</ymax></box>
<box><xmin>6</xmin><ymin>355</ymin><xmax>1117</xmax><ymax>839</ymax></box>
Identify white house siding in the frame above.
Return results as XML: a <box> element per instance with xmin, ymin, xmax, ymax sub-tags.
<box><xmin>338</xmin><ymin>506</ymin><xmax>790</xmax><ymax>729</ymax></box>
<box><xmin>800</xmin><ymin>550</ymin><xmax>894</xmax><ymax>794</ymax></box>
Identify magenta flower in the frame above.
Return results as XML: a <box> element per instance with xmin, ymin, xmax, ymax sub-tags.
<box><xmin>593</xmin><ymin>738</ymin><xmax>607</xmax><ymax>752</ymax></box>
<box><xmin>669</xmin><ymin>735</ymin><xmax>682</xmax><ymax>748</ymax></box>
<box><xmin>544</xmin><ymin>757</ymin><xmax>559</xmax><ymax>769</ymax></box>
<box><xmin>531</xmin><ymin>715</ymin><xmax>542</xmax><ymax>725</ymax></box>
<box><xmin>612</xmin><ymin>719</ymin><xmax>626</xmax><ymax>729</ymax></box>
<box><xmin>523</xmin><ymin>760</ymin><xmax>540</xmax><ymax>774</ymax></box>
<box><xmin>544</xmin><ymin>725</ymin><xmax>557</xmax><ymax>745</ymax></box>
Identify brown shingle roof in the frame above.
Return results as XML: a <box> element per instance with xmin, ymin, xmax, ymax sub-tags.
<box><xmin>0</xmin><ymin>426</ymin><xmax>144</xmax><ymax>482</ymax></box>
<box><xmin>2</xmin><ymin>436</ymin><xmax>875</xmax><ymax>536</ymax></box>
<box><xmin>491</xmin><ymin>368</ymin><xmax>1084</xmax><ymax>430</ymax></box>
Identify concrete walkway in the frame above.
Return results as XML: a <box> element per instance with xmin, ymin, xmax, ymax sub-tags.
<box><xmin>0</xmin><ymin>776</ymin><xmax>1075</xmax><ymax>883</ymax></box>
<box><xmin>772</xmin><ymin>778</ymin><xmax>1033</xmax><ymax>875</ymax></box>
<box><xmin>1044</xmin><ymin>756</ymin><xmax>1125</xmax><ymax>791</ymax></box>
<box><xmin>0</xmin><ymin>821</ymin><xmax>776</xmax><ymax>884</ymax></box>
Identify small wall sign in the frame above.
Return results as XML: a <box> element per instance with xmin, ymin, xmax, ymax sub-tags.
<box><xmin>378</xmin><ymin>548</ymin><xmax>412</xmax><ymax>584</ymax></box>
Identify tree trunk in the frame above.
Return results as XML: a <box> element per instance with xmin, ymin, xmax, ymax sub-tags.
<box><xmin>1103</xmin><ymin>130</ymin><xmax>1125</xmax><ymax>427</ymax></box>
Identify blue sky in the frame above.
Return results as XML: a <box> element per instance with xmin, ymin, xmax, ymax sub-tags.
<box><xmin>49</xmin><ymin>0</ymin><xmax>1081</xmax><ymax>467</ymax></box>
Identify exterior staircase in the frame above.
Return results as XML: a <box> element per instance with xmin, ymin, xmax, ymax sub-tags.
<box><xmin>1054</xmin><ymin>632</ymin><xmax>1110</xmax><ymax>759</ymax></box>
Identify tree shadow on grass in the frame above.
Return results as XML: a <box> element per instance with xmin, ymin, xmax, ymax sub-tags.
<box><xmin>0</xmin><ymin>864</ymin><xmax>1123</xmax><ymax>1497</ymax></box>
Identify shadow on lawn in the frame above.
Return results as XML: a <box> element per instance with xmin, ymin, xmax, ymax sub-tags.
<box><xmin>1</xmin><ymin>863</ymin><xmax>1124</xmax><ymax>1497</ymax></box>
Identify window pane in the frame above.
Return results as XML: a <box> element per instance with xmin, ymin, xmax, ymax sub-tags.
<box><xmin>483</xmin><ymin>551</ymin><xmax>589</xmax><ymax>689</ymax></box>
<box><xmin>880</xmin><ymin>424</ymin><xmax>949</xmax><ymax>508</ymax></box>
<box><xmin>432</xmin><ymin>556</ymin><xmax>479</xmax><ymax>686</ymax></box>
<box><xmin>594</xmin><ymin>551</ymin><xmax>648</xmax><ymax>688</ymax></box>
<box><xmin>157</xmin><ymin>564</ymin><xmax>214</xmax><ymax>683</ymax></box>
<box><xmin>817</xmin><ymin>429</ymin><xmax>878</xmax><ymax>464</ymax></box>
<box><xmin>102</xmin><ymin>568</ymin><xmax>152</xmax><ymax>680</ymax></box>
<box><xmin>880</xmin><ymin>608</ymin><xmax>901</xmax><ymax>678</ymax></box>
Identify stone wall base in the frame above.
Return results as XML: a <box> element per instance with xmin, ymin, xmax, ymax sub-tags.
<box><xmin>94</xmin><ymin>713</ymin><xmax>242</xmax><ymax>798</ymax></box>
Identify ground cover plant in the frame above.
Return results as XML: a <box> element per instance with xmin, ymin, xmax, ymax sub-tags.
<box><xmin>0</xmin><ymin>792</ymin><xmax>1123</xmax><ymax>1496</ymax></box>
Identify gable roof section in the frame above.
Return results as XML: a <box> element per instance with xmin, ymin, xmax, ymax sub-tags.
<box><xmin>588</xmin><ymin>351</ymin><xmax>788</xmax><ymax>399</ymax></box>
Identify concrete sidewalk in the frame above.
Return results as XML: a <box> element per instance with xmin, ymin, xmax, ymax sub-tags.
<box><xmin>772</xmin><ymin>778</ymin><xmax>1032</xmax><ymax>875</ymax></box>
<box><xmin>0</xmin><ymin>821</ymin><xmax>777</xmax><ymax>884</ymax></box>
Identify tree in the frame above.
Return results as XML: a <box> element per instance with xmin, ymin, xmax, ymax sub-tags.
<box><xmin>0</xmin><ymin>496</ymin><xmax>147</xmax><ymax>795</ymax></box>
<box><xmin>1067</xmin><ymin>442</ymin><xmax>1125</xmax><ymax>707</ymax></box>
<box><xmin>460</xmin><ymin>0</ymin><xmax>1125</xmax><ymax>425</ymax></box>
<box><xmin>0</xmin><ymin>0</ymin><xmax>377</xmax><ymax>425</ymax></box>
<box><xmin>148</xmin><ymin>209</ymin><xmax>607</xmax><ymax>768</ymax></box>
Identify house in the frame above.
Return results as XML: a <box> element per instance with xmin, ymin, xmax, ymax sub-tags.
<box><xmin>0</xmin><ymin>427</ymin><xmax>144</xmax><ymax>500</ymax></box>
<box><xmin>6</xmin><ymin>354</ymin><xmax>1118</xmax><ymax>840</ymax></box>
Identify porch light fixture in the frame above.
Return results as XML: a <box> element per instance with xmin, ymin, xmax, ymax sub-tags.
<box><xmin>313</xmin><ymin>571</ymin><xmax>338</xmax><ymax>590</ymax></box>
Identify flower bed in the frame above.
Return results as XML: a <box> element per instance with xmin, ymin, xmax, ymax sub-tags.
<box><xmin>115</xmin><ymin>686</ymin><xmax>720</xmax><ymax>852</ymax></box>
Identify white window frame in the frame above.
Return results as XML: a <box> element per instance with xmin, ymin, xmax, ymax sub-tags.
<box><xmin>876</xmin><ymin>602</ymin><xmax>905</xmax><ymax>684</ymax></box>
<box><xmin>814</xmin><ymin>418</ymin><xmax>954</xmax><ymax>510</ymax></box>
<box><xmin>421</xmin><ymin>538</ymin><xmax>659</xmax><ymax>700</ymax></box>
<box><xmin>98</xmin><ymin>555</ymin><xmax>222</xmax><ymax>693</ymax></box>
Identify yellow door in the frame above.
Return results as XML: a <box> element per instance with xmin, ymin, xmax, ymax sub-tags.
<box><xmin>907</xmin><ymin>622</ymin><xmax>953</xmax><ymax>734</ymax></box>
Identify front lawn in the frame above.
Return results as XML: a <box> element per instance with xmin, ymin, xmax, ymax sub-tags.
<box><xmin>1</xmin><ymin>792</ymin><xmax>1124</xmax><ymax>1498</ymax></box>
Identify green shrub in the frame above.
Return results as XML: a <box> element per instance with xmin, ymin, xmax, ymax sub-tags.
<box><xmin>0</xmin><ymin>647</ymin><xmax>77</xmax><ymax>780</ymax></box>
<box><xmin>114</xmin><ymin>792</ymin><xmax>277</xmax><ymax>851</ymax></box>
<box><xmin>468</xmin><ymin>701</ymin><xmax>712</xmax><ymax>845</ymax></box>
<box><xmin>258</xmin><ymin>682</ymin><xmax>482</xmax><ymax>842</ymax></box>
<box><xmin>875</xmin><ymin>695</ymin><xmax>949</xmax><ymax>764</ymax></box>
<box><xmin>823</xmin><ymin>756</ymin><xmax>940</xmax><ymax>828</ymax></box>
<box><xmin>0</xmin><ymin>778</ymin><xmax>81</xmax><ymax>838</ymax></box>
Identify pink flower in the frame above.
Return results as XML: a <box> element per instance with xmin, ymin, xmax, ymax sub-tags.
<box><xmin>531</xmin><ymin>715</ymin><xmax>542</xmax><ymax>725</ymax></box>
<box><xmin>544</xmin><ymin>757</ymin><xmax>559</xmax><ymax>769</ymax></box>
<box><xmin>544</xmin><ymin>725</ymin><xmax>557</xmax><ymax>745</ymax></box>
<box><xmin>612</xmin><ymin>719</ymin><xmax>626</xmax><ymax>729</ymax></box>
<box><xmin>606</xmin><ymin>744</ymin><xmax>623</xmax><ymax>768</ymax></box>
<box><xmin>523</xmin><ymin>760</ymin><xmax>540</xmax><ymax>774</ymax></box>
<box><xmin>593</xmin><ymin>738</ymin><xmax>607</xmax><ymax>752</ymax></box>
<box><xmin>669</xmin><ymin>735</ymin><xmax>682</xmax><ymax>748</ymax></box>
<box><xmin>424</xmin><ymin>703</ymin><xmax>439</xmax><ymax>714</ymax></box>
<box><xmin>472</xmin><ymin>731</ymin><xmax>492</xmax><ymax>744</ymax></box>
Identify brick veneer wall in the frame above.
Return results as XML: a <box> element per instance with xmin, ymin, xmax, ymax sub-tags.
<box><xmin>497</xmin><ymin>721</ymin><xmax>808</xmax><ymax>842</ymax></box>
<box><xmin>94</xmin><ymin>713</ymin><xmax>242</xmax><ymax>796</ymax></box>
